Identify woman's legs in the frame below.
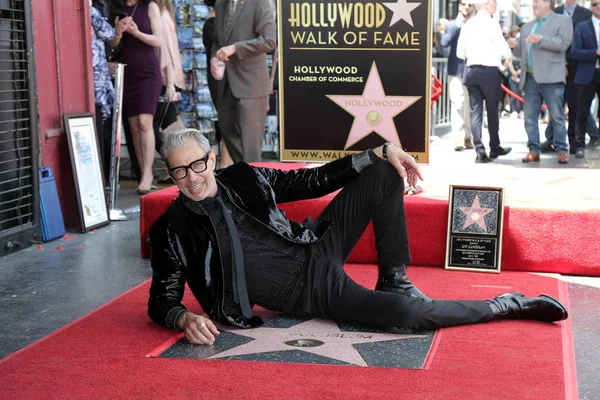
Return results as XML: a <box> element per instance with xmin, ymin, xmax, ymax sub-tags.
<box><xmin>219</xmin><ymin>140</ymin><xmax>234</xmax><ymax>169</ymax></box>
<box><xmin>128</xmin><ymin>113</ymin><xmax>156</xmax><ymax>191</ymax></box>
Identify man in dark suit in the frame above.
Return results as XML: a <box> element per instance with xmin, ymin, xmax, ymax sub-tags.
<box><xmin>543</xmin><ymin>0</ymin><xmax>600</xmax><ymax>152</ymax></box>
<box><xmin>570</xmin><ymin>4</ymin><xmax>600</xmax><ymax>157</ymax></box>
<box><xmin>211</xmin><ymin>0</ymin><xmax>276</xmax><ymax>164</ymax></box>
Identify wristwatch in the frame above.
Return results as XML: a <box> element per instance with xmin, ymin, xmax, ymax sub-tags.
<box><xmin>382</xmin><ymin>142</ymin><xmax>392</xmax><ymax>159</ymax></box>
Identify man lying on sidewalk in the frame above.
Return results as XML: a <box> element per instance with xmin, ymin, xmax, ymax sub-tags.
<box><xmin>148</xmin><ymin>129</ymin><xmax>568</xmax><ymax>345</ymax></box>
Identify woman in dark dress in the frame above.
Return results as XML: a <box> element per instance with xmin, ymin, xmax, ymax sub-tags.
<box><xmin>109</xmin><ymin>0</ymin><xmax>162</xmax><ymax>194</ymax></box>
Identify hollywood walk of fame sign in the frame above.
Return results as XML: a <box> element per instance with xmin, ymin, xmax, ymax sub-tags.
<box><xmin>151</xmin><ymin>311</ymin><xmax>437</xmax><ymax>369</ymax></box>
<box><xmin>445</xmin><ymin>186</ymin><xmax>505</xmax><ymax>273</ymax></box>
<box><xmin>277</xmin><ymin>0</ymin><xmax>432</xmax><ymax>162</ymax></box>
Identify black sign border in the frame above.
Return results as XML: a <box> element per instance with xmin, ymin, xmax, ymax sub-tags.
<box><xmin>445</xmin><ymin>185</ymin><xmax>505</xmax><ymax>273</ymax></box>
<box><xmin>276</xmin><ymin>0</ymin><xmax>433</xmax><ymax>163</ymax></box>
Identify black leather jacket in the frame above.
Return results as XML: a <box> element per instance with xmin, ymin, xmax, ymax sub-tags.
<box><xmin>148</xmin><ymin>150</ymin><xmax>379</xmax><ymax>330</ymax></box>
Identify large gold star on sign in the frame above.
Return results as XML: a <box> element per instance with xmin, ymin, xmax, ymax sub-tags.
<box><xmin>326</xmin><ymin>62</ymin><xmax>421</xmax><ymax>150</ymax></box>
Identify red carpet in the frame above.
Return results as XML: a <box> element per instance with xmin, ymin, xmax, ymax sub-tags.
<box><xmin>0</xmin><ymin>266</ymin><xmax>576</xmax><ymax>400</ymax></box>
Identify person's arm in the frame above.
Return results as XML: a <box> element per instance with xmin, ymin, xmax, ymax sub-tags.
<box><xmin>537</xmin><ymin>17</ymin><xmax>573</xmax><ymax>52</ymax></box>
<box><xmin>127</xmin><ymin>1</ymin><xmax>162</xmax><ymax>48</ymax></box>
<box><xmin>159</xmin><ymin>12</ymin><xmax>176</xmax><ymax>100</ymax></box>
<box><xmin>507</xmin><ymin>58</ymin><xmax>519</xmax><ymax>81</ymax></box>
<box><xmin>570</xmin><ymin>24</ymin><xmax>598</xmax><ymax>60</ymax></box>
<box><xmin>256</xmin><ymin>143</ymin><xmax>422</xmax><ymax>203</ymax></box>
<box><xmin>371</xmin><ymin>143</ymin><xmax>424</xmax><ymax>188</ymax></box>
<box><xmin>91</xmin><ymin>7</ymin><xmax>116</xmax><ymax>43</ymax></box>
<box><xmin>147</xmin><ymin>219</ymin><xmax>220</xmax><ymax>345</ymax></box>
<box><xmin>456</xmin><ymin>24</ymin><xmax>467</xmax><ymax>60</ymax></box>
<box><xmin>109</xmin><ymin>16</ymin><xmax>133</xmax><ymax>48</ymax></box>
<box><xmin>217</xmin><ymin>0</ymin><xmax>277</xmax><ymax>61</ymax></box>
<box><xmin>439</xmin><ymin>22</ymin><xmax>456</xmax><ymax>48</ymax></box>
<box><xmin>270</xmin><ymin>48</ymin><xmax>278</xmax><ymax>89</ymax></box>
<box><xmin>490</xmin><ymin>19</ymin><xmax>512</xmax><ymax>61</ymax></box>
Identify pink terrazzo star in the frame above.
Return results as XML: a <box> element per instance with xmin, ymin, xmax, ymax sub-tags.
<box><xmin>326</xmin><ymin>62</ymin><xmax>421</xmax><ymax>150</ymax></box>
<box><xmin>210</xmin><ymin>318</ymin><xmax>427</xmax><ymax>366</ymax></box>
<box><xmin>459</xmin><ymin>194</ymin><xmax>494</xmax><ymax>231</ymax></box>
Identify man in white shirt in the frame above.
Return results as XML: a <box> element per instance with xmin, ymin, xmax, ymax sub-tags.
<box><xmin>457</xmin><ymin>0</ymin><xmax>513</xmax><ymax>163</ymax></box>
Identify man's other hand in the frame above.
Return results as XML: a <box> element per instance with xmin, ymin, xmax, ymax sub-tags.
<box><xmin>386</xmin><ymin>145</ymin><xmax>424</xmax><ymax>188</ymax></box>
<box><xmin>507</xmin><ymin>38</ymin><xmax>518</xmax><ymax>48</ymax></box>
<box><xmin>216</xmin><ymin>44</ymin><xmax>236</xmax><ymax>61</ymax></box>
<box><xmin>177</xmin><ymin>312</ymin><xmax>220</xmax><ymax>345</ymax></box>
<box><xmin>525</xmin><ymin>34</ymin><xmax>542</xmax><ymax>44</ymax></box>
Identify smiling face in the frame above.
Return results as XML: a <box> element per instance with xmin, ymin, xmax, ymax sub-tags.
<box><xmin>532</xmin><ymin>0</ymin><xmax>551</xmax><ymax>18</ymax></box>
<box><xmin>166</xmin><ymin>139</ymin><xmax>218</xmax><ymax>201</ymax></box>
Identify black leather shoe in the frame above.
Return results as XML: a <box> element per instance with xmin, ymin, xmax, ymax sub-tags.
<box><xmin>587</xmin><ymin>138</ymin><xmax>600</xmax><ymax>148</ymax></box>
<box><xmin>475</xmin><ymin>153</ymin><xmax>493</xmax><ymax>163</ymax></box>
<box><xmin>569</xmin><ymin>148</ymin><xmax>577</xmax><ymax>155</ymax></box>
<box><xmin>540</xmin><ymin>141</ymin><xmax>555</xmax><ymax>153</ymax></box>
<box><xmin>575</xmin><ymin>148</ymin><xmax>585</xmax><ymax>158</ymax></box>
<box><xmin>486</xmin><ymin>292</ymin><xmax>568</xmax><ymax>322</ymax></box>
<box><xmin>489</xmin><ymin>146</ymin><xmax>512</xmax><ymax>159</ymax></box>
<box><xmin>376</xmin><ymin>265</ymin><xmax>432</xmax><ymax>302</ymax></box>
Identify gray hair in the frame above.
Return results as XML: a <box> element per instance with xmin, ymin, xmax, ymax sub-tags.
<box><xmin>475</xmin><ymin>0</ymin><xmax>495</xmax><ymax>11</ymax></box>
<box><xmin>161</xmin><ymin>128</ymin><xmax>211</xmax><ymax>166</ymax></box>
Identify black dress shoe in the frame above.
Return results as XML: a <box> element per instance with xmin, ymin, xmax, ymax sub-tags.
<box><xmin>575</xmin><ymin>148</ymin><xmax>585</xmax><ymax>158</ymax></box>
<box><xmin>486</xmin><ymin>292</ymin><xmax>568</xmax><ymax>322</ymax></box>
<box><xmin>489</xmin><ymin>146</ymin><xmax>512</xmax><ymax>159</ymax></box>
<box><xmin>587</xmin><ymin>138</ymin><xmax>600</xmax><ymax>148</ymax></box>
<box><xmin>540</xmin><ymin>141</ymin><xmax>555</xmax><ymax>153</ymax></box>
<box><xmin>376</xmin><ymin>265</ymin><xmax>432</xmax><ymax>302</ymax></box>
<box><xmin>569</xmin><ymin>148</ymin><xmax>577</xmax><ymax>155</ymax></box>
<box><xmin>475</xmin><ymin>153</ymin><xmax>493</xmax><ymax>163</ymax></box>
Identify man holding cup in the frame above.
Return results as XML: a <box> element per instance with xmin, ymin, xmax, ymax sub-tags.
<box><xmin>210</xmin><ymin>0</ymin><xmax>276</xmax><ymax>164</ymax></box>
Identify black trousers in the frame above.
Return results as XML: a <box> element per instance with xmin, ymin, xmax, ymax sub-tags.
<box><xmin>463</xmin><ymin>65</ymin><xmax>503</xmax><ymax>155</ymax></box>
<box><xmin>292</xmin><ymin>161</ymin><xmax>493</xmax><ymax>330</ymax></box>
<box><xmin>575</xmin><ymin>70</ymin><xmax>600</xmax><ymax>150</ymax></box>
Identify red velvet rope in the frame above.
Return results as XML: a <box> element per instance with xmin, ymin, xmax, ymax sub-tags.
<box><xmin>501</xmin><ymin>84</ymin><xmax>547</xmax><ymax>109</ymax></box>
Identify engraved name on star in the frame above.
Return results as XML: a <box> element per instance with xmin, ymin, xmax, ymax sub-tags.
<box><xmin>383</xmin><ymin>0</ymin><xmax>421</xmax><ymax>28</ymax></box>
<box><xmin>326</xmin><ymin>62</ymin><xmax>421</xmax><ymax>150</ymax></box>
<box><xmin>209</xmin><ymin>318</ymin><xmax>427</xmax><ymax>366</ymax></box>
<box><xmin>458</xmin><ymin>194</ymin><xmax>494</xmax><ymax>231</ymax></box>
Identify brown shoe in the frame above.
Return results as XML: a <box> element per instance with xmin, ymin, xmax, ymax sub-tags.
<box><xmin>522</xmin><ymin>152</ymin><xmax>540</xmax><ymax>163</ymax></box>
<box><xmin>464</xmin><ymin>139</ymin><xmax>474</xmax><ymax>149</ymax></box>
<box><xmin>558</xmin><ymin>152</ymin><xmax>569</xmax><ymax>164</ymax></box>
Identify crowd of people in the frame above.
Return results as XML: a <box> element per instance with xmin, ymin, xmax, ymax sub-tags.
<box><xmin>437</xmin><ymin>0</ymin><xmax>600</xmax><ymax>164</ymax></box>
<box><xmin>89</xmin><ymin>0</ymin><xmax>276</xmax><ymax>192</ymax></box>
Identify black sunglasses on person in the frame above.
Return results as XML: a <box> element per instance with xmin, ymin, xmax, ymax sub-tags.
<box><xmin>168</xmin><ymin>153</ymin><xmax>211</xmax><ymax>180</ymax></box>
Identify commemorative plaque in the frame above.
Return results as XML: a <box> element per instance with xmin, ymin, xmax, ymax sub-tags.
<box><xmin>445</xmin><ymin>185</ymin><xmax>505</xmax><ymax>273</ymax></box>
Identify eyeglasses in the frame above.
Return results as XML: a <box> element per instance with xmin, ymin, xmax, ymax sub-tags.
<box><xmin>168</xmin><ymin>153</ymin><xmax>211</xmax><ymax>180</ymax></box>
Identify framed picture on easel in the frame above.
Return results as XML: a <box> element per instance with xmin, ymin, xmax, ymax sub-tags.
<box><xmin>64</xmin><ymin>113</ymin><xmax>110</xmax><ymax>232</ymax></box>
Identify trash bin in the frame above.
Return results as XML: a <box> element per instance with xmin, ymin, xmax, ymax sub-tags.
<box><xmin>39</xmin><ymin>167</ymin><xmax>66</xmax><ymax>242</ymax></box>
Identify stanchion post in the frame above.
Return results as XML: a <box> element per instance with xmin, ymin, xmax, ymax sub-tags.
<box><xmin>108</xmin><ymin>63</ymin><xmax>127</xmax><ymax>221</ymax></box>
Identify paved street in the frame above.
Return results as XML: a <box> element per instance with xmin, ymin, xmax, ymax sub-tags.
<box><xmin>430</xmin><ymin>115</ymin><xmax>600</xmax><ymax>169</ymax></box>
